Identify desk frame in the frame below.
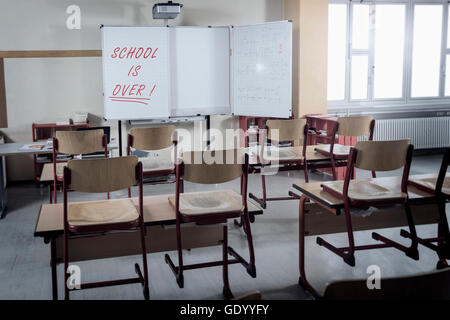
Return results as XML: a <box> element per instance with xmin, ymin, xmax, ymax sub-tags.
<box><xmin>34</xmin><ymin>194</ymin><xmax>262</xmax><ymax>300</ymax></box>
<box><xmin>293</xmin><ymin>177</ymin><xmax>443</xmax><ymax>297</ymax></box>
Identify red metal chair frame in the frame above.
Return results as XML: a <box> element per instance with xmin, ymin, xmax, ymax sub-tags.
<box><xmin>248</xmin><ymin>123</ymin><xmax>310</xmax><ymax>209</ymax></box>
<box><xmin>62</xmin><ymin>160</ymin><xmax>149</xmax><ymax>300</ymax></box>
<box><xmin>126</xmin><ymin>132</ymin><xmax>177</xmax><ymax>197</ymax></box>
<box><xmin>52</xmin><ymin>135</ymin><xmax>108</xmax><ymax>203</ymax></box>
<box><xmin>316</xmin><ymin>144</ymin><xmax>418</xmax><ymax>266</ymax></box>
<box><xmin>164</xmin><ymin>152</ymin><xmax>256</xmax><ymax>299</ymax></box>
<box><xmin>314</xmin><ymin>119</ymin><xmax>376</xmax><ymax>180</ymax></box>
<box><xmin>406</xmin><ymin>148</ymin><xmax>450</xmax><ymax>268</ymax></box>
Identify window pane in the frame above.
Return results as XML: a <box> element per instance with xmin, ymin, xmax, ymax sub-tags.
<box><xmin>448</xmin><ymin>6</ymin><xmax>450</xmax><ymax>49</ymax></box>
<box><xmin>446</xmin><ymin>55</ymin><xmax>450</xmax><ymax>96</ymax></box>
<box><xmin>374</xmin><ymin>4</ymin><xmax>405</xmax><ymax>99</ymax></box>
<box><xmin>352</xmin><ymin>4</ymin><xmax>370</xmax><ymax>50</ymax></box>
<box><xmin>351</xmin><ymin>55</ymin><xmax>368</xmax><ymax>100</ymax></box>
<box><xmin>411</xmin><ymin>5</ymin><xmax>443</xmax><ymax>98</ymax></box>
<box><xmin>327</xmin><ymin>4</ymin><xmax>347</xmax><ymax>101</ymax></box>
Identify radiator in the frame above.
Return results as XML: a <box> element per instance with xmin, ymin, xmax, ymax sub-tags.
<box><xmin>360</xmin><ymin>117</ymin><xmax>450</xmax><ymax>150</ymax></box>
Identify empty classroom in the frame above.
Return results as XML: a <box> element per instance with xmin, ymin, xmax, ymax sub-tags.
<box><xmin>0</xmin><ymin>0</ymin><xmax>449</xmax><ymax>311</ymax></box>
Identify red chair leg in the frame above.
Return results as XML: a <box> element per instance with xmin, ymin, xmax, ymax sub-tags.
<box><xmin>64</xmin><ymin>231</ymin><xmax>69</xmax><ymax>300</ymax></box>
<box><xmin>303</xmin><ymin>160</ymin><xmax>309</xmax><ymax>183</ymax></box>
<box><xmin>242</xmin><ymin>209</ymin><xmax>256</xmax><ymax>277</ymax></box>
<box><xmin>54</xmin><ymin>181</ymin><xmax>58</xmax><ymax>204</ymax></box>
<box><xmin>139</xmin><ymin>223</ymin><xmax>150</xmax><ymax>300</ymax></box>
<box><xmin>222</xmin><ymin>224</ymin><xmax>233</xmax><ymax>299</ymax></box>
<box><xmin>165</xmin><ymin>220</ymin><xmax>185</xmax><ymax>288</ymax></box>
<box><xmin>317</xmin><ymin>202</ymin><xmax>356</xmax><ymax>266</ymax></box>
<box><xmin>330</xmin><ymin>156</ymin><xmax>337</xmax><ymax>181</ymax></box>
<box><xmin>375</xmin><ymin>202</ymin><xmax>419</xmax><ymax>260</ymax></box>
<box><xmin>249</xmin><ymin>171</ymin><xmax>267</xmax><ymax>209</ymax></box>
<box><xmin>48</xmin><ymin>185</ymin><xmax>53</xmax><ymax>204</ymax></box>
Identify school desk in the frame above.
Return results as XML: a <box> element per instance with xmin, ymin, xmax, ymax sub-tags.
<box><xmin>247</xmin><ymin>145</ymin><xmax>347</xmax><ymax>174</ymax></box>
<box><xmin>293</xmin><ymin>175</ymin><xmax>440</xmax><ymax>297</ymax></box>
<box><xmin>0</xmin><ymin>140</ymin><xmax>118</xmax><ymax>157</ymax></box>
<box><xmin>34</xmin><ymin>193</ymin><xmax>263</xmax><ymax>300</ymax></box>
<box><xmin>0</xmin><ymin>141</ymin><xmax>119</xmax><ymax>217</ymax></box>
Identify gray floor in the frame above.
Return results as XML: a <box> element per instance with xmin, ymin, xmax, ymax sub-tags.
<box><xmin>0</xmin><ymin>153</ymin><xmax>448</xmax><ymax>300</ymax></box>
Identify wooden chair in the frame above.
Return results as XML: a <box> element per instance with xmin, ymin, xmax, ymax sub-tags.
<box><xmin>62</xmin><ymin>156</ymin><xmax>149</xmax><ymax>300</ymax></box>
<box><xmin>314</xmin><ymin>116</ymin><xmax>375</xmax><ymax>180</ymax></box>
<box><xmin>164</xmin><ymin>149</ymin><xmax>256</xmax><ymax>299</ymax></box>
<box><xmin>52</xmin><ymin>129</ymin><xmax>108</xmax><ymax>203</ymax></box>
<box><xmin>317</xmin><ymin>140</ymin><xmax>419</xmax><ymax>266</ymax></box>
<box><xmin>407</xmin><ymin>147</ymin><xmax>450</xmax><ymax>268</ymax></box>
<box><xmin>127</xmin><ymin>125</ymin><xmax>176</xmax><ymax>197</ymax></box>
<box><xmin>249</xmin><ymin>118</ymin><xmax>310</xmax><ymax>209</ymax></box>
<box><xmin>322</xmin><ymin>267</ymin><xmax>450</xmax><ymax>300</ymax></box>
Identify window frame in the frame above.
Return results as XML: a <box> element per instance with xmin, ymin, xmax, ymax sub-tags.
<box><xmin>328</xmin><ymin>0</ymin><xmax>450</xmax><ymax>112</ymax></box>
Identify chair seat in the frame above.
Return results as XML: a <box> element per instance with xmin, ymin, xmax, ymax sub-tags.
<box><xmin>168</xmin><ymin>189</ymin><xmax>244</xmax><ymax>216</ymax></box>
<box><xmin>315</xmin><ymin>144</ymin><xmax>351</xmax><ymax>156</ymax></box>
<box><xmin>410</xmin><ymin>174</ymin><xmax>450</xmax><ymax>196</ymax></box>
<box><xmin>68</xmin><ymin>198</ymin><xmax>139</xmax><ymax>227</ymax></box>
<box><xmin>139</xmin><ymin>157</ymin><xmax>174</xmax><ymax>173</ymax></box>
<box><xmin>321</xmin><ymin>180</ymin><xmax>407</xmax><ymax>201</ymax></box>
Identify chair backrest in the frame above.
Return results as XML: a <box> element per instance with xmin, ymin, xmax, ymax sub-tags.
<box><xmin>323</xmin><ymin>268</ymin><xmax>450</xmax><ymax>300</ymax></box>
<box><xmin>266</xmin><ymin>118</ymin><xmax>307</xmax><ymax>143</ymax></box>
<box><xmin>181</xmin><ymin>149</ymin><xmax>246</xmax><ymax>184</ymax></box>
<box><xmin>354</xmin><ymin>140</ymin><xmax>410</xmax><ymax>172</ymax></box>
<box><xmin>66</xmin><ymin>156</ymin><xmax>138</xmax><ymax>193</ymax></box>
<box><xmin>337</xmin><ymin>116</ymin><xmax>373</xmax><ymax>137</ymax></box>
<box><xmin>129</xmin><ymin>125</ymin><xmax>175</xmax><ymax>150</ymax></box>
<box><xmin>56</xmin><ymin>129</ymin><xmax>105</xmax><ymax>155</ymax></box>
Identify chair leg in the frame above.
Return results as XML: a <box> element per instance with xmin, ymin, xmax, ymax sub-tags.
<box><xmin>437</xmin><ymin>219</ymin><xmax>449</xmax><ymax>269</ymax></box>
<box><xmin>48</xmin><ymin>185</ymin><xmax>52</xmax><ymax>204</ymax></box>
<box><xmin>330</xmin><ymin>157</ymin><xmax>337</xmax><ymax>181</ymax></box>
<box><xmin>165</xmin><ymin>221</ymin><xmax>185</xmax><ymax>288</ymax></box>
<box><xmin>64</xmin><ymin>231</ymin><xmax>69</xmax><ymax>300</ymax></box>
<box><xmin>139</xmin><ymin>223</ymin><xmax>150</xmax><ymax>300</ymax></box>
<box><xmin>242</xmin><ymin>209</ymin><xmax>256</xmax><ymax>277</ymax></box>
<box><xmin>128</xmin><ymin>188</ymin><xmax>131</xmax><ymax>198</ymax></box>
<box><xmin>303</xmin><ymin>160</ymin><xmax>309</xmax><ymax>183</ymax></box>
<box><xmin>437</xmin><ymin>199</ymin><xmax>450</xmax><ymax>259</ymax></box>
<box><xmin>54</xmin><ymin>181</ymin><xmax>58</xmax><ymax>204</ymax></box>
<box><xmin>249</xmin><ymin>172</ymin><xmax>267</xmax><ymax>209</ymax></box>
<box><xmin>375</xmin><ymin>202</ymin><xmax>419</xmax><ymax>260</ymax></box>
<box><xmin>317</xmin><ymin>203</ymin><xmax>356</xmax><ymax>266</ymax></box>
<box><xmin>222</xmin><ymin>224</ymin><xmax>233</xmax><ymax>299</ymax></box>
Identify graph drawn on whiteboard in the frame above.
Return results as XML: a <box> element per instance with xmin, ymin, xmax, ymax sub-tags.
<box><xmin>102</xmin><ymin>26</ymin><xmax>170</xmax><ymax>120</ymax></box>
<box><xmin>232</xmin><ymin>21</ymin><xmax>292</xmax><ymax>118</ymax></box>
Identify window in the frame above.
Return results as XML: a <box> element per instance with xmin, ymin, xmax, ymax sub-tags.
<box><xmin>411</xmin><ymin>4</ymin><xmax>443</xmax><ymax>97</ymax></box>
<box><xmin>373</xmin><ymin>4</ymin><xmax>405</xmax><ymax>99</ymax></box>
<box><xmin>327</xmin><ymin>0</ymin><xmax>450</xmax><ymax>109</ymax></box>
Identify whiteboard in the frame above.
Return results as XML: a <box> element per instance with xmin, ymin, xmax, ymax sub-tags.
<box><xmin>232</xmin><ymin>21</ymin><xmax>292</xmax><ymax>118</ymax></box>
<box><xmin>102</xmin><ymin>26</ymin><xmax>170</xmax><ymax>120</ymax></box>
<box><xmin>170</xmin><ymin>27</ymin><xmax>230</xmax><ymax>117</ymax></box>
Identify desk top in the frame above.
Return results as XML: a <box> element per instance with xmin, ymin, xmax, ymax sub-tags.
<box><xmin>34</xmin><ymin>193</ymin><xmax>263</xmax><ymax>237</ymax></box>
<box><xmin>248</xmin><ymin>145</ymin><xmax>329</xmax><ymax>165</ymax></box>
<box><xmin>0</xmin><ymin>141</ymin><xmax>118</xmax><ymax>157</ymax></box>
<box><xmin>293</xmin><ymin>175</ymin><xmax>435</xmax><ymax>210</ymax></box>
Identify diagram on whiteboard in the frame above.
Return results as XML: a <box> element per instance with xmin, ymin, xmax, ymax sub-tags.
<box><xmin>233</xmin><ymin>21</ymin><xmax>292</xmax><ymax>118</ymax></box>
<box><xmin>102</xmin><ymin>26</ymin><xmax>170</xmax><ymax>120</ymax></box>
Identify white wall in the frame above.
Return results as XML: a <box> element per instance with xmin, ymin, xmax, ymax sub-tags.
<box><xmin>0</xmin><ymin>0</ymin><xmax>283</xmax><ymax>181</ymax></box>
